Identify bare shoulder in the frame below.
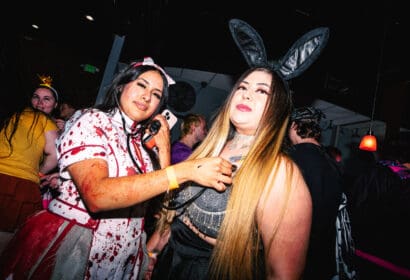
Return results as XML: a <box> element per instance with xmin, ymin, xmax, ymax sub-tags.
<box><xmin>258</xmin><ymin>155</ymin><xmax>311</xmax><ymax>219</ymax></box>
<box><xmin>268</xmin><ymin>155</ymin><xmax>306</xmax><ymax>193</ymax></box>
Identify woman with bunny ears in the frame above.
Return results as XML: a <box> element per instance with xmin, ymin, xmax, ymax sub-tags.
<box><xmin>150</xmin><ymin>19</ymin><xmax>329</xmax><ymax>280</ymax></box>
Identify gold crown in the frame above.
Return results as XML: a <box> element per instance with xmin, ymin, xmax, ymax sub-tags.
<box><xmin>37</xmin><ymin>74</ymin><xmax>53</xmax><ymax>88</ymax></box>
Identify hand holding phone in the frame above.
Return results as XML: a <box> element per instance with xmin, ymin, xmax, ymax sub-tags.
<box><xmin>143</xmin><ymin>109</ymin><xmax>178</xmax><ymax>149</ymax></box>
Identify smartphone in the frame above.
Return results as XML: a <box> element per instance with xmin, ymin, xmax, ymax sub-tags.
<box><xmin>161</xmin><ymin>109</ymin><xmax>178</xmax><ymax>130</ymax></box>
<box><xmin>143</xmin><ymin>109</ymin><xmax>178</xmax><ymax>149</ymax></box>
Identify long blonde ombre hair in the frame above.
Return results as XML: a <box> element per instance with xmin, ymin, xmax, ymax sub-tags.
<box><xmin>162</xmin><ymin>67</ymin><xmax>294</xmax><ymax>279</ymax></box>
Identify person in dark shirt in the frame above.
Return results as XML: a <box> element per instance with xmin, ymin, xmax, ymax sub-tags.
<box><xmin>288</xmin><ymin>106</ymin><xmax>344</xmax><ymax>280</ymax></box>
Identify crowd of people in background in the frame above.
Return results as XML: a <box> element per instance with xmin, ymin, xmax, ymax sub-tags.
<box><xmin>0</xmin><ymin>17</ymin><xmax>409</xmax><ymax>280</ymax></box>
<box><xmin>0</xmin><ymin>76</ymin><xmax>59</xmax><ymax>253</ymax></box>
<box><xmin>0</xmin><ymin>74</ymin><xmax>87</xmax><ymax>254</ymax></box>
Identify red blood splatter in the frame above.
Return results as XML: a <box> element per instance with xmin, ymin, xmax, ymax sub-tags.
<box><xmin>70</xmin><ymin>146</ymin><xmax>85</xmax><ymax>155</ymax></box>
<box><xmin>94</xmin><ymin>126</ymin><xmax>104</xmax><ymax>137</ymax></box>
<box><xmin>92</xmin><ymin>253</ymin><xmax>99</xmax><ymax>260</ymax></box>
<box><xmin>129</xmin><ymin>255</ymin><xmax>137</xmax><ymax>264</ymax></box>
<box><xmin>84</xmin><ymin>218</ymin><xmax>98</xmax><ymax>229</ymax></box>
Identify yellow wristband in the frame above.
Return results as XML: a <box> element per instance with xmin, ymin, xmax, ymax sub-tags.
<box><xmin>165</xmin><ymin>166</ymin><xmax>179</xmax><ymax>192</ymax></box>
<box><xmin>148</xmin><ymin>251</ymin><xmax>157</xmax><ymax>259</ymax></box>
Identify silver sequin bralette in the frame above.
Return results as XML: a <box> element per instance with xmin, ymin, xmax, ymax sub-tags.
<box><xmin>175</xmin><ymin>183</ymin><xmax>231</xmax><ymax>239</ymax></box>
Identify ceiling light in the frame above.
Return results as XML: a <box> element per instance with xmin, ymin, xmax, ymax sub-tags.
<box><xmin>359</xmin><ymin>21</ymin><xmax>387</xmax><ymax>152</ymax></box>
<box><xmin>359</xmin><ymin>131</ymin><xmax>377</xmax><ymax>151</ymax></box>
<box><xmin>32</xmin><ymin>24</ymin><xmax>39</xmax><ymax>29</ymax></box>
<box><xmin>85</xmin><ymin>15</ymin><xmax>94</xmax><ymax>21</ymax></box>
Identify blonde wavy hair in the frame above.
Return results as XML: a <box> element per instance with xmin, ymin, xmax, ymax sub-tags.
<box><xmin>160</xmin><ymin>67</ymin><xmax>294</xmax><ymax>279</ymax></box>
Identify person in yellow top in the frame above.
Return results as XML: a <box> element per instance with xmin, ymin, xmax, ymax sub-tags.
<box><xmin>0</xmin><ymin>104</ymin><xmax>59</xmax><ymax>236</ymax></box>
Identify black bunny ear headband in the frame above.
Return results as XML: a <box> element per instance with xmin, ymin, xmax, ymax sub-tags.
<box><xmin>229</xmin><ymin>18</ymin><xmax>329</xmax><ymax>83</ymax></box>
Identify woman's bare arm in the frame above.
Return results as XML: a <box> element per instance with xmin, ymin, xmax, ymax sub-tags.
<box><xmin>39</xmin><ymin>129</ymin><xmax>59</xmax><ymax>174</ymax></box>
<box><xmin>258</xmin><ymin>159</ymin><xmax>312</xmax><ymax>280</ymax></box>
<box><xmin>67</xmin><ymin>156</ymin><xmax>233</xmax><ymax>213</ymax></box>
